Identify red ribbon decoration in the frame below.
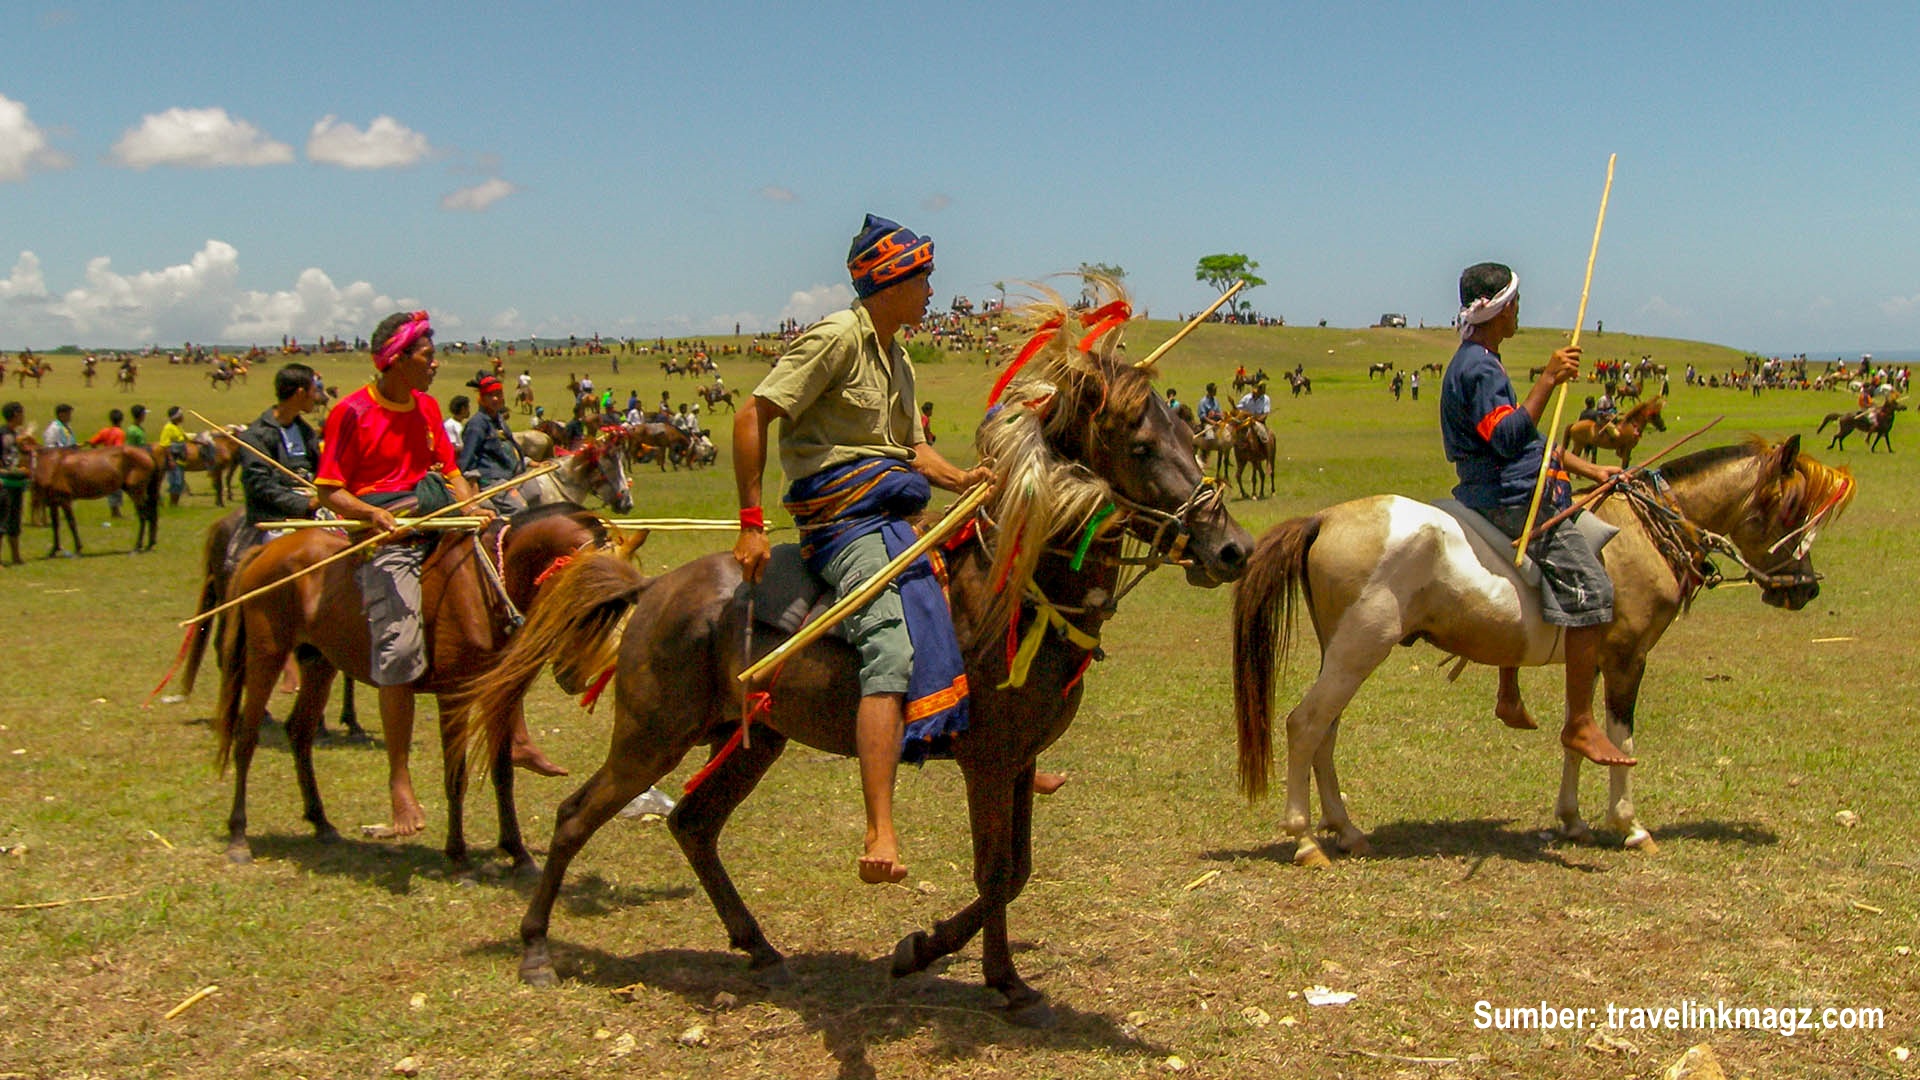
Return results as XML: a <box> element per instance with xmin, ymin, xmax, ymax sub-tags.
<box><xmin>986</xmin><ymin>301</ymin><xmax>1134</xmax><ymax>409</ymax></box>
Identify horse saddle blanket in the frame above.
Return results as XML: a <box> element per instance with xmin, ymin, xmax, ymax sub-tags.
<box><xmin>1431</xmin><ymin>498</ymin><xmax>1618</xmax><ymax>593</ymax></box>
<box><xmin>743</xmin><ymin>542</ymin><xmax>852</xmax><ymax>641</ymax></box>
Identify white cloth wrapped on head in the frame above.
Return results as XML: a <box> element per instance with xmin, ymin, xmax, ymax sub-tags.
<box><xmin>1458</xmin><ymin>272</ymin><xmax>1519</xmax><ymax>341</ymax></box>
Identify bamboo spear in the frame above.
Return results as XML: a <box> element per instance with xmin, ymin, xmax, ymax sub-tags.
<box><xmin>1134</xmin><ymin>280</ymin><xmax>1246</xmax><ymax>369</ymax></box>
<box><xmin>256</xmin><ymin>517</ymin><xmax>488</xmax><ymax>531</ymax></box>
<box><xmin>1516</xmin><ymin>153</ymin><xmax>1616</xmax><ymax>567</ymax></box>
<box><xmin>1514</xmin><ymin>414</ymin><xmax>1722</xmax><ymax>546</ymax></box>
<box><xmin>736</xmin><ymin>481</ymin><xmax>995</xmax><ymax>685</ymax></box>
<box><xmin>186</xmin><ymin>409</ymin><xmax>315</xmax><ymax>491</ymax></box>
<box><xmin>176</xmin><ymin>461</ymin><xmax>560</xmax><ymax>628</ymax></box>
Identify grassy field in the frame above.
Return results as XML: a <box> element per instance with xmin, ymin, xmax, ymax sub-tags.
<box><xmin>1</xmin><ymin>323</ymin><xmax>1912</xmax><ymax>1078</ymax></box>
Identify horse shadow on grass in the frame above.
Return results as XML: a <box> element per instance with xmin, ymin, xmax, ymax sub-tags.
<box><xmin>463</xmin><ymin>937</ymin><xmax>1165</xmax><ymax>1079</ymax></box>
<box><xmin>1204</xmin><ymin>815</ymin><xmax>1778</xmax><ymax>871</ymax></box>
<box><xmin>245</xmin><ymin>832</ymin><xmax>694</xmax><ymax>907</ymax></box>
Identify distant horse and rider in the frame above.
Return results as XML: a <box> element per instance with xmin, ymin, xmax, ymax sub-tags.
<box><xmin>1818</xmin><ymin>394</ymin><xmax>1903</xmax><ymax>452</ymax></box>
<box><xmin>1564</xmin><ymin>396</ymin><xmax>1668</xmax><ymax>466</ymax></box>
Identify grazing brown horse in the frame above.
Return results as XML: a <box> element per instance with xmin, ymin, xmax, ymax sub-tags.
<box><xmin>451</xmin><ymin>287</ymin><xmax>1252</xmax><ymax>1025</ymax></box>
<box><xmin>30</xmin><ymin>446</ymin><xmax>161</xmax><ymax>555</ymax></box>
<box><xmin>212</xmin><ymin>502</ymin><xmax>612</xmax><ymax>872</ymax></box>
<box><xmin>1229</xmin><ymin>412</ymin><xmax>1276</xmax><ymax>499</ymax></box>
<box><xmin>1368</xmin><ymin>361</ymin><xmax>1394</xmax><ymax>379</ymax></box>
<box><xmin>622</xmin><ymin>421</ymin><xmax>691</xmax><ymax>470</ymax></box>
<box><xmin>1232</xmin><ymin>436</ymin><xmax>1852</xmax><ymax>867</ymax></box>
<box><xmin>1564</xmin><ymin>396</ymin><xmax>1667</xmax><ymax>466</ymax></box>
<box><xmin>1818</xmin><ymin>396</ymin><xmax>1903</xmax><ymax>452</ymax></box>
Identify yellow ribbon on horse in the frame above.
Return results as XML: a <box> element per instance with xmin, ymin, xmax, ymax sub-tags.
<box><xmin>999</xmin><ymin>584</ymin><xmax>1100</xmax><ymax>690</ymax></box>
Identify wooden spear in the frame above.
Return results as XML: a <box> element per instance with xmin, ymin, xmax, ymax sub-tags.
<box><xmin>255</xmin><ymin>517</ymin><xmax>488</xmax><ymax>531</ymax></box>
<box><xmin>1515</xmin><ymin>153</ymin><xmax>1616</xmax><ymax>566</ymax></box>
<box><xmin>1134</xmin><ymin>280</ymin><xmax>1246</xmax><ymax>369</ymax></box>
<box><xmin>1515</xmin><ymin>414</ymin><xmax>1723</xmax><ymax>546</ymax></box>
<box><xmin>736</xmin><ymin>481</ymin><xmax>995</xmax><ymax>685</ymax></box>
<box><xmin>176</xmin><ymin>461</ymin><xmax>560</xmax><ymax>629</ymax></box>
<box><xmin>186</xmin><ymin>409</ymin><xmax>315</xmax><ymax>491</ymax></box>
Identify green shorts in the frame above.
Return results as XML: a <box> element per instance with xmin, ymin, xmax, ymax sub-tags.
<box><xmin>819</xmin><ymin>530</ymin><xmax>914</xmax><ymax>696</ymax></box>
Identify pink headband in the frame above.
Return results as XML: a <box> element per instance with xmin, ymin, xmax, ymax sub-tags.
<box><xmin>374</xmin><ymin>312</ymin><xmax>432</xmax><ymax>371</ymax></box>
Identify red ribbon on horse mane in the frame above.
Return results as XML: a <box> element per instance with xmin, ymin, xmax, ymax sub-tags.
<box><xmin>986</xmin><ymin>300</ymin><xmax>1133</xmax><ymax>409</ymax></box>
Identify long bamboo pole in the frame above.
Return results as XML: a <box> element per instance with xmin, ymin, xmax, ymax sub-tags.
<box><xmin>256</xmin><ymin>517</ymin><xmax>488</xmax><ymax>531</ymax></box>
<box><xmin>1513</xmin><ymin>414</ymin><xmax>1723</xmax><ymax>546</ymax></box>
<box><xmin>1516</xmin><ymin>154</ymin><xmax>1616</xmax><ymax>566</ymax></box>
<box><xmin>186</xmin><ymin>409</ymin><xmax>315</xmax><ymax>491</ymax></box>
<box><xmin>176</xmin><ymin>461</ymin><xmax>560</xmax><ymax>628</ymax></box>
<box><xmin>736</xmin><ymin>482</ymin><xmax>995</xmax><ymax>685</ymax></box>
<box><xmin>1134</xmin><ymin>280</ymin><xmax>1246</xmax><ymax>369</ymax></box>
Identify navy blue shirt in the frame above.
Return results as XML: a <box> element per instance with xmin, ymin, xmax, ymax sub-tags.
<box><xmin>459</xmin><ymin>409</ymin><xmax>523</xmax><ymax>487</ymax></box>
<box><xmin>1440</xmin><ymin>342</ymin><xmax>1566</xmax><ymax>511</ymax></box>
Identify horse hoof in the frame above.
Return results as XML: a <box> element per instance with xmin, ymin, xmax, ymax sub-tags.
<box><xmin>750</xmin><ymin>959</ymin><xmax>793</xmax><ymax>988</ymax></box>
<box><xmin>891</xmin><ymin>931</ymin><xmax>931</xmax><ymax>978</ymax></box>
<box><xmin>226</xmin><ymin>845</ymin><xmax>253</xmax><ymax>866</ymax></box>
<box><xmin>1342</xmin><ymin>836</ymin><xmax>1374</xmax><ymax>857</ymax></box>
<box><xmin>1004</xmin><ymin>997</ymin><xmax>1058</xmax><ymax>1029</ymax></box>
<box><xmin>1624</xmin><ymin>829</ymin><xmax>1658</xmax><ymax>854</ymax></box>
<box><xmin>520</xmin><ymin>959</ymin><xmax>558</xmax><ymax>987</ymax></box>
<box><xmin>315</xmin><ymin>825</ymin><xmax>341</xmax><ymax>844</ymax></box>
<box><xmin>510</xmin><ymin>856</ymin><xmax>542</xmax><ymax>881</ymax></box>
<box><xmin>1294</xmin><ymin>845</ymin><xmax>1332</xmax><ymax>869</ymax></box>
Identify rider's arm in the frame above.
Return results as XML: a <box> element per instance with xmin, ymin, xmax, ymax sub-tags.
<box><xmin>731</xmin><ymin>394</ymin><xmax>784</xmax><ymax>581</ymax></box>
<box><xmin>909</xmin><ymin>440</ymin><xmax>992</xmax><ymax>494</ymax></box>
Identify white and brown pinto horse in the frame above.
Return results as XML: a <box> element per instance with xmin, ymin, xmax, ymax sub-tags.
<box><xmin>1232</xmin><ymin>436</ymin><xmax>1853</xmax><ymax>867</ymax></box>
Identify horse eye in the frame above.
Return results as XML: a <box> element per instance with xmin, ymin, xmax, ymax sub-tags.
<box><xmin>1129</xmin><ymin>441</ymin><xmax>1153</xmax><ymax>459</ymax></box>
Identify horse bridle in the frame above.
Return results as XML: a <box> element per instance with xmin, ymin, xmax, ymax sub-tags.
<box><xmin>1621</xmin><ymin>472</ymin><xmax>1824</xmax><ymax>596</ymax></box>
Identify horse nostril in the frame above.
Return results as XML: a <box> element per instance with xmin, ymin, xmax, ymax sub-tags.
<box><xmin>1219</xmin><ymin>542</ymin><xmax>1247</xmax><ymax>570</ymax></box>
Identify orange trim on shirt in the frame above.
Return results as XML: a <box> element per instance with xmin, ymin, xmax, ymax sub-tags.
<box><xmin>1475</xmin><ymin>404</ymin><xmax>1516</xmax><ymax>443</ymax></box>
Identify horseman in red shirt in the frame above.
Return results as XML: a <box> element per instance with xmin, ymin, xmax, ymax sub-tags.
<box><xmin>313</xmin><ymin>312</ymin><xmax>497</xmax><ymax>835</ymax></box>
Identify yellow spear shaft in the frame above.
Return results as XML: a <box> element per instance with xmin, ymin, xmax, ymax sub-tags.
<box><xmin>186</xmin><ymin>409</ymin><xmax>316</xmax><ymax>491</ymax></box>
<box><xmin>1516</xmin><ymin>153</ymin><xmax>1616</xmax><ymax>566</ymax></box>
<box><xmin>176</xmin><ymin>460</ymin><xmax>560</xmax><ymax>628</ymax></box>
<box><xmin>736</xmin><ymin>482</ymin><xmax>994</xmax><ymax>685</ymax></box>
<box><xmin>1135</xmin><ymin>279</ymin><xmax>1246</xmax><ymax>369</ymax></box>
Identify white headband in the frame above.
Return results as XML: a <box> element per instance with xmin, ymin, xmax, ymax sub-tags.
<box><xmin>1457</xmin><ymin>272</ymin><xmax>1519</xmax><ymax>340</ymax></box>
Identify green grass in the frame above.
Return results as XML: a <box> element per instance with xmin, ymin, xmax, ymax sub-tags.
<box><xmin>0</xmin><ymin>326</ymin><xmax>1911</xmax><ymax>1078</ymax></box>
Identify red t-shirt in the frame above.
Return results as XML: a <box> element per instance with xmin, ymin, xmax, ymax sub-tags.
<box><xmin>89</xmin><ymin>426</ymin><xmax>127</xmax><ymax>447</ymax></box>
<box><xmin>316</xmin><ymin>385</ymin><xmax>458</xmax><ymax>496</ymax></box>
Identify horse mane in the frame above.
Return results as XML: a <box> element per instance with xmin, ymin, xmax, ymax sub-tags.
<box><xmin>973</xmin><ymin>276</ymin><xmax>1151</xmax><ymax>634</ymax></box>
<box><xmin>1661</xmin><ymin>436</ymin><xmax>1855</xmax><ymax>529</ymax></box>
<box><xmin>1623</xmin><ymin>396</ymin><xmax>1664</xmax><ymax>422</ymax></box>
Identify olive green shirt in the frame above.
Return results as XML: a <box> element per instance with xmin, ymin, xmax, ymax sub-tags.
<box><xmin>753</xmin><ymin>304</ymin><xmax>924</xmax><ymax>484</ymax></box>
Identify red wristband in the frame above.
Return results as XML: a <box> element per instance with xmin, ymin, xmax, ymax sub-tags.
<box><xmin>739</xmin><ymin>506</ymin><xmax>765</xmax><ymax>530</ymax></box>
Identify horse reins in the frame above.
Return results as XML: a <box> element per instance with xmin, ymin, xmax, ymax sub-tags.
<box><xmin>1617</xmin><ymin>471</ymin><xmax>1825</xmax><ymax>605</ymax></box>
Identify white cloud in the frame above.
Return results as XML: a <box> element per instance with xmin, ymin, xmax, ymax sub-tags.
<box><xmin>110</xmin><ymin>107</ymin><xmax>294</xmax><ymax>169</ymax></box>
<box><xmin>488</xmin><ymin>308</ymin><xmax>526</xmax><ymax>336</ymax></box>
<box><xmin>0</xmin><ymin>93</ymin><xmax>70</xmax><ymax>181</ymax></box>
<box><xmin>759</xmin><ymin>185</ymin><xmax>797</xmax><ymax>203</ymax></box>
<box><xmin>306</xmin><ymin>114</ymin><xmax>432</xmax><ymax>169</ymax></box>
<box><xmin>1637</xmin><ymin>295</ymin><xmax>1690</xmax><ymax>322</ymax></box>
<box><xmin>441</xmin><ymin>177</ymin><xmax>520</xmax><ymax>211</ymax></box>
<box><xmin>781</xmin><ymin>283</ymin><xmax>853</xmax><ymax>325</ymax></box>
<box><xmin>921</xmin><ymin>193</ymin><xmax>953</xmax><ymax>212</ymax></box>
<box><xmin>1879</xmin><ymin>293</ymin><xmax>1920</xmax><ymax>318</ymax></box>
<box><xmin>0</xmin><ymin>240</ymin><xmax>409</xmax><ymax>346</ymax></box>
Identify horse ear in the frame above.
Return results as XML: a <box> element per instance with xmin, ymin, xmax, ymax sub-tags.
<box><xmin>1778</xmin><ymin>434</ymin><xmax>1801</xmax><ymax>474</ymax></box>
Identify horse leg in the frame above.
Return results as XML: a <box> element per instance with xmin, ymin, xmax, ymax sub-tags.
<box><xmin>336</xmin><ymin>677</ymin><xmax>366</xmax><ymax>740</ymax></box>
<box><xmin>62</xmin><ymin>503</ymin><xmax>81</xmax><ymax>555</ymax></box>
<box><xmin>287</xmin><ymin>657</ymin><xmax>340</xmax><ymax>844</ymax></box>
<box><xmin>226</xmin><ymin>635</ymin><xmax>288</xmax><ymax>864</ymax></box>
<box><xmin>1310</xmin><ymin>718</ymin><xmax>1370</xmax><ymax>856</ymax></box>
<box><xmin>437</xmin><ymin>694</ymin><xmax>474</xmax><ymax>871</ymax></box>
<box><xmin>1600</xmin><ymin>657</ymin><xmax>1654</xmax><ymax>852</ymax></box>
<box><xmin>519</xmin><ymin>734</ymin><xmax>681</xmax><ymax>987</ymax></box>
<box><xmin>1283</xmin><ymin>626</ymin><xmax>1393</xmax><ymax>867</ymax></box>
<box><xmin>668</xmin><ymin>727</ymin><xmax>792</xmax><ymax>983</ymax></box>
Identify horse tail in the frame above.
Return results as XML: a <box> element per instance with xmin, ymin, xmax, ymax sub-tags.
<box><xmin>1232</xmin><ymin>513</ymin><xmax>1320</xmax><ymax>800</ymax></box>
<box><xmin>211</xmin><ymin>598</ymin><xmax>249</xmax><ymax>773</ymax></box>
<box><xmin>1816</xmin><ymin>413</ymin><xmax>1837</xmax><ymax>433</ymax></box>
<box><xmin>179</xmin><ymin>518</ymin><xmax>231</xmax><ymax>696</ymax></box>
<box><xmin>446</xmin><ymin>551</ymin><xmax>649</xmax><ymax>779</ymax></box>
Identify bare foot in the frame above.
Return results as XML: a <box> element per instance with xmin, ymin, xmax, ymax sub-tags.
<box><xmin>1033</xmin><ymin>771</ymin><xmax>1068</xmax><ymax>795</ymax></box>
<box><xmin>1561</xmin><ymin>717</ymin><xmax>1636</xmax><ymax>767</ymax></box>
<box><xmin>384</xmin><ymin>789</ymin><xmax>427</xmax><ymax>837</ymax></box>
<box><xmin>1495</xmin><ymin>697</ymin><xmax>1538</xmax><ymax>730</ymax></box>
<box><xmin>858</xmin><ymin>832</ymin><xmax>908</xmax><ymax>885</ymax></box>
<box><xmin>511</xmin><ymin>745</ymin><xmax>569</xmax><ymax>777</ymax></box>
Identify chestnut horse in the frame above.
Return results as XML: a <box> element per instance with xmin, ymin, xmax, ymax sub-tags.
<box><xmin>30</xmin><ymin>446</ymin><xmax>161</xmax><ymax>555</ymax></box>
<box><xmin>1229</xmin><ymin>412</ymin><xmax>1276</xmax><ymax>499</ymax></box>
<box><xmin>1232</xmin><ymin>436</ymin><xmax>1852</xmax><ymax>867</ymax></box>
<box><xmin>212</xmin><ymin>502</ymin><xmax>611</xmax><ymax>873</ymax></box>
<box><xmin>1565</xmin><ymin>395</ymin><xmax>1667</xmax><ymax>466</ymax></box>
<box><xmin>1818</xmin><ymin>396</ymin><xmax>1904</xmax><ymax>452</ymax></box>
<box><xmin>451</xmin><ymin>286</ymin><xmax>1252</xmax><ymax>1025</ymax></box>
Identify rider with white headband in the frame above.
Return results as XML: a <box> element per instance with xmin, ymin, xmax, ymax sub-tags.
<box><xmin>1439</xmin><ymin>262</ymin><xmax>1634</xmax><ymax>770</ymax></box>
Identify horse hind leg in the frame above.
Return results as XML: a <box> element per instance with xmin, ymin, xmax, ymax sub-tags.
<box><xmin>1310</xmin><ymin>718</ymin><xmax>1370</xmax><ymax>856</ymax></box>
<box><xmin>227</xmin><ymin>632</ymin><xmax>292</xmax><ymax>864</ymax></box>
<box><xmin>668</xmin><ymin>726</ymin><xmax>792</xmax><ymax>983</ymax></box>
<box><xmin>1283</xmin><ymin>626</ymin><xmax>1395</xmax><ymax>867</ymax></box>
<box><xmin>287</xmin><ymin>657</ymin><xmax>341</xmax><ymax>844</ymax></box>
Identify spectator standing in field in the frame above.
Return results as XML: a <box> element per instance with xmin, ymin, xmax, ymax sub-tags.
<box><xmin>88</xmin><ymin>408</ymin><xmax>129</xmax><ymax>518</ymax></box>
<box><xmin>156</xmin><ymin>407</ymin><xmax>191</xmax><ymax>506</ymax></box>
<box><xmin>42</xmin><ymin>404</ymin><xmax>76</xmax><ymax>449</ymax></box>
<box><xmin>126</xmin><ymin>404</ymin><xmax>148</xmax><ymax>448</ymax></box>
<box><xmin>0</xmin><ymin>402</ymin><xmax>28</xmax><ymax>565</ymax></box>
<box><xmin>444</xmin><ymin>395</ymin><xmax>471</xmax><ymax>449</ymax></box>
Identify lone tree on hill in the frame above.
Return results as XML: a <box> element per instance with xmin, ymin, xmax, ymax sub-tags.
<box><xmin>1195</xmin><ymin>253</ymin><xmax>1267</xmax><ymax>318</ymax></box>
<box><xmin>1077</xmin><ymin>262</ymin><xmax>1126</xmax><ymax>307</ymax></box>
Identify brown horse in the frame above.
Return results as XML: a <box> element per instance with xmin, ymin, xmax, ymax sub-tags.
<box><xmin>1231</xmin><ymin>436</ymin><xmax>1852</xmax><ymax>867</ymax></box>
<box><xmin>1564</xmin><ymin>396</ymin><xmax>1667</xmax><ymax>466</ymax></box>
<box><xmin>212</xmin><ymin>502</ymin><xmax>612</xmax><ymax>872</ymax></box>
<box><xmin>1193</xmin><ymin>419</ymin><xmax>1231</xmax><ymax>478</ymax></box>
<box><xmin>166</xmin><ymin>435</ymin><xmax>240</xmax><ymax>505</ymax></box>
<box><xmin>14</xmin><ymin>358</ymin><xmax>50</xmax><ymax>387</ymax></box>
<box><xmin>116</xmin><ymin>361</ymin><xmax>138</xmax><ymax>392</ymax></box>
<box><xmin>1818</xmin><ymin>396</ymin><xmax>1904</xmax><ymax>452</ymax></box>
<box><xmin>1368</xmin><ymin>361</ymin><xmax>1394</xmax><ymax>379</ymax></box>
<box><xmin>1229</xmin><ymin>412</ymin><xmax>1276</xmax><ymax>499</ymax></box>
<box><xmin>622</xmin><ymin>421</ymin><xmax>691</xmax><ymax>470</ymax></box>
<box><xmin>1286</xmin><ymin>370</ymin><xmax>1312</xmax><ymax>397</ymax></box>
<box><xmin>30</xmin><ymin>446</ymin><xmax>161</xmax><ymax>555</ymax></box>
<box><xmin>699</xmin><ymin>384</ymin><xmax>736</xmax><ymax>412</ymax></box>
<box><xmin>450</xmin><ymin>286</ymin><xmax>1252</xmax><ymax>1024</ymax></box>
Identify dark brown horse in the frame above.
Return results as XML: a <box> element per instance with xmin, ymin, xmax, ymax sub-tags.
<box><xmin>1564</xmin><ymin>396</ymin><xmax>1667</xmax><ymax>466</ymax></box>
<box><xmin>452</xmin><ymin>287</ymin><xmax>1252</xmax><ymax>1025</ymax></box>
<box><xmin>1818</xmin><ymin>396</ymin><xmax>1904</xmax><ymax>452</ymax></box>
<box><xmin>1229</xmin><ymin>412</ymin><xmax>1276</xmax><ymax>499</ymax></box>
<box><xmin>212</xmin><ymin>502</ymin><xmax>612</xmax><ymax>872</ymax></box>
<box><xmin>30</xmin><ymin>446</ymin><xmax>161</xmax><ymax>555</ymax></box>
<box><xmin>622</xmin><ymin>421</ymin><xmax>691</xmax><ymax>470</ymax></box>
<box><xmin>1232</xmin><ymin>436</ymin><xmax>1852</xmax><ymax>866</ymax></box>
<box><xmin>699</xmin><ymin>384</ymin><xmax>736</xmax><ymax>412</ymax></box>
<box><xmin>170</xmin><ymin>435</ymin><xmax>240</xmax><ymax>505</ymax></box>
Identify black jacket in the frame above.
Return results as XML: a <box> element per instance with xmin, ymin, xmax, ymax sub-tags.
<box><xmin>238</xmin><ymin>409</ymin><xmax>319</xmax><ymax>527</ymax></box>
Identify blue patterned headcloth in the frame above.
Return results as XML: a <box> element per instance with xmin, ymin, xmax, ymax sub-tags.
<box><xmin>847</xmin><ymin>214</ymin><xmax>934</xmax><ymax>298</ymax></box>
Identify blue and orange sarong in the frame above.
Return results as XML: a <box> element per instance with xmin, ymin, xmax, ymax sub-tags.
<box><xmin>785</xmin><ymin>457</ymin><xmax>968</xmax><ymax>763</ymax></box>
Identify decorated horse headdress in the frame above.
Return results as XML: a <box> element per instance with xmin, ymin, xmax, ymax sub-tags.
<box><xmin>975</xmin><ymin>275</ymin><xmax>1158</xmax><ymax>633</ymax></box>
<box><xmin>1747</xmin><ymin>435</ymin><xmax>1855</xmax><ymax>559</ymax></box>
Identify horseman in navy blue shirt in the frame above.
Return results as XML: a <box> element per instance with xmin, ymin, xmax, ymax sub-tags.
<box><xmin>1440</xmin><ymin>261</ymin><xmax>1633</xmax><ymax>769</ymax></box>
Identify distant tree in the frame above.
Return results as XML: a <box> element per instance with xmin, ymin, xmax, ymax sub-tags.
<box><xmin>991</xmin><ymin>280</ymin><xmax>1007</xmax><ymax>312</ymax></box>
<box><xmin>1078</xmin><ymin>262</ymin><xmax>1127</xmax><ymax>306</ymax></box>
<box><xmin>1195</xmin><ymin>254</ymin><xmax>1267</xmax><ymax>318</ymax></box>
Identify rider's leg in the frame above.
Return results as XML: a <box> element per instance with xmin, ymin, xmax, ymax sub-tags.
<box><xmin>856</xmin><ymin>692</ymin><xmax>908</xmax><ymax>884</ymax></box>
<box><xmin>1561</xmin><ymin>626</ymin><xmax>1634</xmax><ymax>767</ymax></box>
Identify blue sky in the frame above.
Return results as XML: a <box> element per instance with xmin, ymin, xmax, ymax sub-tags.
<box><xmin>4</xmin><ymin>2</ymin><xmax>1918</xmax><ymax>355</ymax></box>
